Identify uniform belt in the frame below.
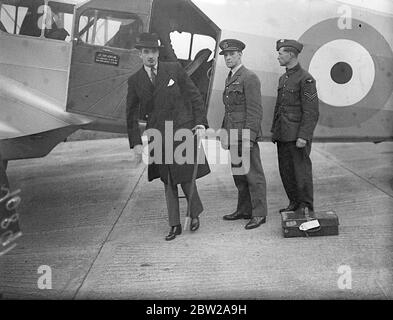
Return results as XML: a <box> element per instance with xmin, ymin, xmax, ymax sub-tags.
<box><xmin>278</xmin><ymin>105</ymin><xmax>300</xmax><ymax>114</ymax></box>
<box><xmin>225</xmin><ymin>109</ymin><xmax>244</xmax><ymax>114</ymax></box>
<box><xmin>275</xmin><ymin>105</ymin><xmax>300</xmax><ymax>120</ymax></box>
<box><xmin>279</xmin><ymin>105</ymin><xmax>300</xmax><ymax>110</ymax></box>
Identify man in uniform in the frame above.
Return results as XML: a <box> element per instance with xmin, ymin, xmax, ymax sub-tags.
<box><xmin>271</xmin><ymin>39</ymin><xmax>319</xmax><ymax>214</ymax></box>
<box><xmin>220</xmin><ymin>39</ymin><xmax>268</xmax><ymax>229</ymax></box>
<box><xmin>126</xmin><ymin>33</ymin><xmax>210</xmax><ymax>241</ymax></box>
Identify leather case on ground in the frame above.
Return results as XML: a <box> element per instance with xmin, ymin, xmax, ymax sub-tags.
<box><xmin>281</xmin><ymin>210</ymin><xmax>339</xmax><ymax>238</ymax></box>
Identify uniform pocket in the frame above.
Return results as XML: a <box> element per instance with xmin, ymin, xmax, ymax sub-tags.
<box><xmin>285</xmin><ymin>86</ymin><xmax>300</xmax><ymax>105</ymax></box>
<box><xmin>228</xmin><ymin>84</ymin><xmax>245</xmax><ymax>105</ymax></box>
<box><xmin>286</xmin><ymin>111</ymin><xmax>301</xmax><ymax>122</ymax></box>
<box><xmin>230</xmin><ymin>84</ymin><xmax>243</xmax><ymax>92</ymax></box>
<box><xmin>229</xmin><ymin>120</ymin><xmax>245</xmax><ymax>130</ymax></box>
<box><xmin>228</xmin><ymin>111</ymin><xmax>245</xmax><ymax>125</ymax></box>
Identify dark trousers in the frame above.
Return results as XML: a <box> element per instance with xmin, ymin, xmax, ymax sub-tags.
<box><xmin>230</xmin><ymin>142</ymin><xmax>268</xmax><ymax>217</ymax></box>
<box><xmin>277</xmin><ymin>141</ymin><xmax>314</xmax><ymax>210</ymax></box>
<box><xmin>164</xmin><ymin>172</ymin><xmax>203</xmax><ymax>227</ymax></box>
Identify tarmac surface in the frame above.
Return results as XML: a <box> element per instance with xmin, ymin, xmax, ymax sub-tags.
<box><xmin>1</xmin><ymin>138</ymin><xmax>392</xmax><ymax>299</ymax></box>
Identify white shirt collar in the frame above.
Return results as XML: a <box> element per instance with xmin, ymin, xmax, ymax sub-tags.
<box><xmin>144</xmin><ymin>63</ymin><xmax>158</xmax><ymax>75</ymax></box>
<box><xmin>230</xmin><ymin>64</ymin><xmax>243</xmax><ymax>76</ymax></box>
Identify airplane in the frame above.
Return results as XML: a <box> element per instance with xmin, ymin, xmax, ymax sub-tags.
<box><xmin>0</xmin><ymin>0</ymin><xmax>392</xmax><ymax>182</ymax></box>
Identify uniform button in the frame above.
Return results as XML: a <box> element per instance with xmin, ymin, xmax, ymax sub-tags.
<box><xmin>145</xmin><ymin>114</ymin><xmax>149</xmax><ymax>118</ymax></box>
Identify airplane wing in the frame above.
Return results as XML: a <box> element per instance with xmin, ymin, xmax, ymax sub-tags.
<box><xmin>0</xmin><ymin>74</ymin><xmax>93</xmax><ymax>140</ymax></box>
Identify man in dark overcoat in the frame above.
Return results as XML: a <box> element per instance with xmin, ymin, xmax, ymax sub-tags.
<box><xmin>126</xmin><ymin>33</ymin><xmax>210</xmax><ymax>241</ymax></box>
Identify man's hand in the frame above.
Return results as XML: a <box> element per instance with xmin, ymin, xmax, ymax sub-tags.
<box><xmin>220</xmin><ymin>133</ymin><xmax>229</xmax><ymax>150</ymax></box>
<box><xmin>221</xmin><ymin>141</ymin><xmax>229</xmax><ymax>150</ymax></box>
<box><xmin>296</xmin><ymin>138</ymin><xmax>307</xmax><ymax>148</ymax></box>
<box><xmin>192</xmin><ymin>125</ymin><xmax>206</xmax><ymax>138</ymax></box>
<box><xmin>131</xmin><ymin>144</ymin><xmax>143</xmax><ymax>166</ymax></box>
<box><xmin>242</xmin><ymin>138</ymin><xmax>254</xmax><ymax>151</ymax></box>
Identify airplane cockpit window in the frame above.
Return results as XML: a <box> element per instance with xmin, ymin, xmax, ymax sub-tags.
<box><xmin>150</xmin><ymin>0</ymin><xmax>219</xmax><ymax>105</ymax></box>
<box><xmin>44</xmin><ymin>1</ymin><xmax>73</xmax><ymax>41</ymax></box>
<box><xmin>169</xmin><ymin>32</ymin><xmax>215</xmax><ymax>63</ymax></box>
<box><xmin>0</xmin><ymin>1</ymin><xmax>29</xmax><ymax>34</ymax></box>
<box><xmin>0</xmin><ymin>0</ymin><xmax>72</xmax><ymax>41</ymax></box>
<box><xmin>16</xmin><ymin>0</ymin><xmax>44</xmax><ymax>37</ymax></box>
<box><xmin>78</xmin><ymin>9</ymin><xmax>143</xmax><ymax>50</ymax></box>
<box><xmin>169</xmin><ymin>31</ymin><xmax>191</xmax><ymax>60</ymax></box>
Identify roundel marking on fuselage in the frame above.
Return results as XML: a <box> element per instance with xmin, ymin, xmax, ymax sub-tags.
<box><xmin>309</xmin><ymin>39</ymin><xmax>375</xmax><ymax>107</ymax></box>
<box><xmin>298</xmin><ymin>18</ymin><xmax>393</xmax><ymax>128</ymax></box>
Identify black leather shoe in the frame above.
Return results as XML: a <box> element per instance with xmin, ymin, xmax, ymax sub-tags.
<box><xmin>165</xmin><ymin>224</ymin><xmax>182</xmax><ymax>241</ymax></box>
<box><xmin>223</xmin><ymin>211</ymin><xmax>251</xmax><ymax>220</ymax></box>
<box><xmin>245</xmin><ymin>217</ymin><xmax>266</xmax><ymax>230</ymax></box>
<box><xmin>190</xmin><ymin>217</ymin><xmax>200</xmax><ymax>232</ymax></box>
<box><xmin>279</xmin><ymin>202</ymin><xmax>298</xmax><ymax>213</ymax></box>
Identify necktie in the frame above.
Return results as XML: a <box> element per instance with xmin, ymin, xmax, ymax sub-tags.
<box><xmin>227</xmin><ymin>70</ymin><xmax>233</xmax><ymax>82</ymax></box>
<box><xmin>150</xmin><ymin>66</ymin><xmax>156</xmax><ymax>86</ymax></box>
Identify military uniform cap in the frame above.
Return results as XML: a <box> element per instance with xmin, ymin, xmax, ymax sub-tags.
<box><xmin>276</xmin><ymin>39</ymin><xmax>303</xmax><ymax>53</ymax></box>
<box><xmin>219</xmin><ymin>39</ymin><xmax>246</xmax><ymax>55</ymax></box>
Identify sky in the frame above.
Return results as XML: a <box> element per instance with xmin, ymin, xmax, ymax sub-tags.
<box><xmin>67</xmin><ymin>0</ymin><xmax>393</xmax><ymax>16</ymax></box>
<box><xmin>336</xmin><ymin>0</ymin><xmax>393</xmax><ymax>14</ymax></box>
<box><xmin>193</xmin><ymin>0</ymin><xmax>393</xmax><ymax>15</ymax></box>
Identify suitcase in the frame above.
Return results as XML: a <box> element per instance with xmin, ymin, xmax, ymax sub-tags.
<box><xmin>281</xmin><ymin>209</ymin><xmax>339</xmax><ymax>238</ymax></box>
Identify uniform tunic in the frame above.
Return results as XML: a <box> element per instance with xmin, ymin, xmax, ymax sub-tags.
<box><xmin>271</xmin><ymin>63</ymin><xmax>319</xmax><ymax>209</ymax></box>
<box><xmin>222</xmin><ymin>66</ymin><xmax>268</xmax><ymax>217</ymax></box>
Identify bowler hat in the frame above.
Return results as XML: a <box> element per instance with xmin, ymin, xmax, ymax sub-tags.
<box><xmin>135</xmin><ymin>33</ymin><xmax>163</xmax><ymax>49</ymax></box>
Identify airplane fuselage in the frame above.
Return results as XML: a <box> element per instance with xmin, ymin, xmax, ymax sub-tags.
<box><xmin>0</xmin><ymin>0</ymin><xmax>392</xmax><ymax>162</ymax></box>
